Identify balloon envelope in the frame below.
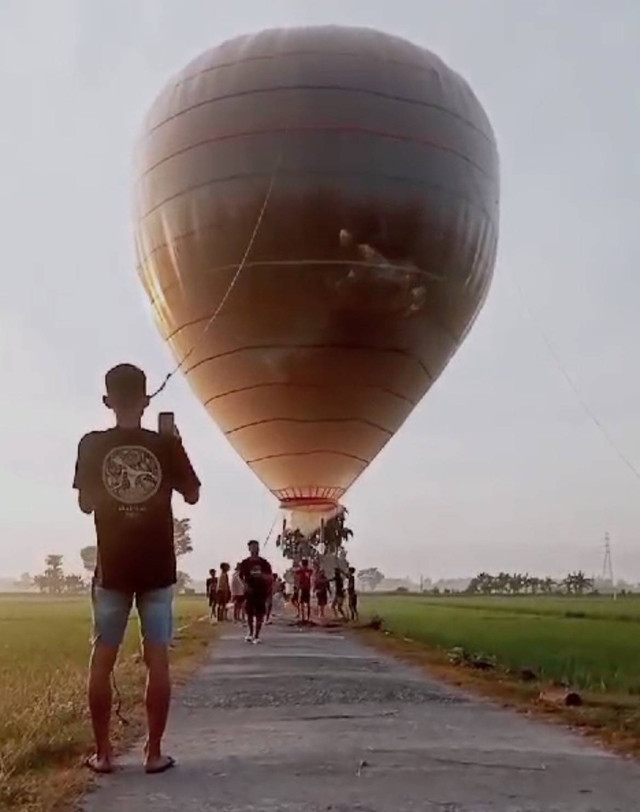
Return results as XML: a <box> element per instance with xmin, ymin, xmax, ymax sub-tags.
<box><xmin>134</xmin><ymin>26</ymin><xmax>499</xmax><ymax>512</ymax></box>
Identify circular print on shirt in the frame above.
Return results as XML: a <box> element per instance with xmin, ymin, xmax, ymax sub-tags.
<box><xmin>101</xmin><ymin>446</ymin><xmax>162</xmax><ymax>504</ymax></box>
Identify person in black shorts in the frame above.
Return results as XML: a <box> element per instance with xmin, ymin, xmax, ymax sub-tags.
<box><xmin>291</xmin><ymin>565</ymin><xmax>301</xmax><ymax>617</ymax></box>
<box><xmin>332</xmin><ymin>567</ymin><xmax>347</xmax><ymax>620</ymax></box>
<box><xmin>205</xmin><ymin>568</ymin><xmax>217</xmax><ymax>620</ymax></box>
<box><xmin>314</xmin><ymin>569</ymin><xmax>330</xmax><ymax>619</ymax></box>
<box><xmin>239</xmin><ymin>540</ymin><xmax>272</xmax><ymax>644</ymax></box>
<box><xmin>347</xmin><ymin>566</ymin><xmax>359</xmax><ymax>621</ymax></box>
<box><xmin>297</xmin><ymin>559</ymin><xmax>313</xmax><ymax>623</ymax></box>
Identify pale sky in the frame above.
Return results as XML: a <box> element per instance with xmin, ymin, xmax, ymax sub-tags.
<box><xmin>1</xmin><ymin>0</ymin><xmax>639</xmax><ymax>582</ymax></box>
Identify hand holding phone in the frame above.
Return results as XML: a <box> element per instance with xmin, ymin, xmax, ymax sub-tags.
<box><xmin>158</xmin><ymin>411</ymin><xmax>180</xmax><ymax>439</ymax></box>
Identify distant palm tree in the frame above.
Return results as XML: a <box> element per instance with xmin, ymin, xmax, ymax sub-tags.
<box><xmin>564</xmin><ymin>570</ymin><xmax>593</xmax><ymax>596</ymax></box>
<box><xmin>277</xmin><ymin>508</ymin><xmax>354</xmax><ymax>562</ymax></box>
<box><xmin>526</xmin><ymin>576</ymin><xmax>542</xmax><ymax>595</ymax></box>
<box><xmin>475</xmin><ymin>572</ymin><xmax>493</xmax><ymax>595</ymax></box>
<box><xmin>317</xmin><ymin>509</ymin><xmax>353</xmax><ymax>553</ymax></box>
<box><xmin>508</xmin><ymin>573</ymin><xmax>525</xmax><ymax>595</ymax></box>
<box><xmin>540</xmin><ymin>577</ymin><xmax>557</xmax><ymax>595</ymax></box>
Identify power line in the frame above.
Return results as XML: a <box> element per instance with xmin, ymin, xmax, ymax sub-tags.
<box><xmin>508</xmin><ymin>273</ymin><xmax>640</xmax><ymax>485</ymax></box>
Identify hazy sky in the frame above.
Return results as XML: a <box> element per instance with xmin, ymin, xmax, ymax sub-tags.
<box><xmin>1</xmin><ymin>0</ymin><xmax>639</xmax><ymax>582</ymax></box>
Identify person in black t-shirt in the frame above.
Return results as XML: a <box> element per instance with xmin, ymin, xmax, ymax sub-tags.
<box><xmin>314</xmin><ymin>569</ymin><xmax>330</xmax><ymax>619</ymax></box>
<box><xmin>239</xmin><ymin>539</ymin><xmax>272</xmax><ymax>644</ymax></box>
<box><xmin>205</xmin><ymin>569</ymin><xmax>218</xmax><ymax>620</ymax></box>
<box><xmin>332</xmin><ymin>567</ymin><xmax>348</xmax><ymax>621</ymax></box>
<box><xmin>73</xmin><ymin>364</ymin><xmax>200</xmax><ymax>775</ymax></box>
<box><xmin>347</xmin><ymin>566</ymin><xmax>359</xmax><ymax>621</ymax></box>
<box><xmin>297</xmin><ymin>559</ymin><xmax>313</xmax><ymax>623</ymax></box>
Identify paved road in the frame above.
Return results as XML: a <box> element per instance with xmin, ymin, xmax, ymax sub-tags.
<box><xmin>82</xmin><ymin>622</ymin><xmax>640</xmax><ymax>811</ymax></box>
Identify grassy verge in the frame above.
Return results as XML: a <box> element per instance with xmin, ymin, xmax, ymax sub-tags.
<box><xmin>0</xmin><ymin>594</ymin><xmax>214</xmax><ymax>812</ymax></box>
<box><xmin>359</xmin><ymin>594</ymin><xmax>640</xmax><ymax>755</ymax></box>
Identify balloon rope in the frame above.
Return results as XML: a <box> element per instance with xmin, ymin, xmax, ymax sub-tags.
<box><xmin>263</xmin><ymin>511</ymin><xmax>280</xmax><ymax>549</ymax></box>
<box><xmin>150</xmin><ymin>152</ymin><xmax>282</xmax><ymax>399</ymax></box>
<box><xmin>508</xmin><ymin>273</ymin><xmax>640</xmax><ymax>484</ymax></box>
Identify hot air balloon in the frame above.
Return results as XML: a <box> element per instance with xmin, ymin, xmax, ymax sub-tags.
<box><xmin>134</xmin><ymin>26</ymin><xmax>499</xmax><ymax>531</ymax></box>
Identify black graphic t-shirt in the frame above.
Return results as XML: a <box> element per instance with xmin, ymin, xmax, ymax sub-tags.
<box><xmin>73</xmin><ymin>427</ymin><xmax>200</xmax><ymax>592</ymax></box>
<box><xmin>239</xmin><ymin>556</ymin><xmax>272</xmax><ymax>597</ymax></box>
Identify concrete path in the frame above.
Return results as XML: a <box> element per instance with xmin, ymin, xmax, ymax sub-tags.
<box><xmin>82</xmin><ymin>622</ymin><xmax>640</xmax><ymax>811</ymax></box>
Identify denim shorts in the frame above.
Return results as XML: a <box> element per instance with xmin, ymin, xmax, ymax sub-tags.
<box><xmin>91</xmin><ymin>584</ymin><xmax>174</xmax><ymax>647</ymax></box>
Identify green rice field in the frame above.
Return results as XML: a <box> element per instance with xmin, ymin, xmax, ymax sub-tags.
<box><xmin>0</xmin><ymin>593</ymin><xmax>212</xmax><ymax>812</ymax></box>
<box><xmin>361</xmin><ymin>594</ymin><xmax>640</xmax><ymax>693</ymax></box>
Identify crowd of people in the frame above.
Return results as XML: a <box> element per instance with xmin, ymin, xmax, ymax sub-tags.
<box><xmin>206</xmin><ymin>539</ymin><xmax>274</xmax><ymax>643</ymax></box>
<box><xmin>206</xmin><ymin>553</ymin><xmax>359</xmax><ymax>635</ymax></box>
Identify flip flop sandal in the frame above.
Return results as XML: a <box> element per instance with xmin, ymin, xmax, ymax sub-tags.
<box><xmin>145</xmin><ymin>755</ymin><xmax>176</xmax><ymax>774</ymax></box>
<box><xmin>84</xmin><ymin>755</ymin><xmax>115</xmax><ymax>774</ymax></box>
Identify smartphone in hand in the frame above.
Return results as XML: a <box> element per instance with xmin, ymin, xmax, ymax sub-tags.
<box><xmin>158</xmin><ymin>411</ymin><xmax>176</xmax><ymax>437</ymax></box>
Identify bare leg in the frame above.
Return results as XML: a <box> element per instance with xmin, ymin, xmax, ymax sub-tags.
<box><xmin>88</xmin><ymin>643</ymin><xmax>118</xmax><ymax>772</ymax></box>
<box><xmin>143</xmin><ymin>642</ymin><xmax>173</xmax><ymax>772</ymax></box>
<box><xmin>254</xmin><ymin>612</ymin><xmax>265</xmax><ymax>640</ymax></box>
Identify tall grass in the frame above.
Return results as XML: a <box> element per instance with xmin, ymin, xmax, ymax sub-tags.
<box><xmin>0</xmin><ymin>595</ymin><xmax>211</xmax><ymax>811</ymax></box>
<box><xmin>362</xmin><ymin>595</ymin><xmax>640</xmax><ymax>693</ymax></box>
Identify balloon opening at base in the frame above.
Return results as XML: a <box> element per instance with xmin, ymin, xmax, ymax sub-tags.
<box><xmin>279</xmin><ymin>497</ymin><xmax>344</xmax><ymax>534</ymax></box>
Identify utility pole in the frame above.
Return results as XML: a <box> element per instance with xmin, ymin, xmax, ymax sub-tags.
<box><xmin>602</xmin><ymin>533</ymin><xmax>616</xmax><ymax>600</ymax></box>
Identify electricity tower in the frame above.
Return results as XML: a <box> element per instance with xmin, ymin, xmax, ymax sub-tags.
<box><xmin>602</xmin><ymin>533</ymin><xmax>616</xmax><ymax>599</ymax></box>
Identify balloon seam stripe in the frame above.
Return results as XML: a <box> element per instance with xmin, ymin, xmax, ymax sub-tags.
<box><xmin>181</xmin><ymin>344</ymin><xmax>433</xmax><ymax>379</ymax></box>
<box><xmin>147</xmin><ymin>84</ymin><xmax>494</xmax><ymax>142</ymax></box>
<box><xmin>247</xmin><ymin>450</ymin><xmax>369</xmax><ymax>464</ymax></box>
<box><xmin>203</xmin><ymin>382</ymin><xmax>416</xmax><ymax>406</ymax></box>
<box><xmin>137</xmin><ymin>125</ymin><xmax>495</xmax><ymax>180</ymax></box>
<box><xmin>165</xmin><ymin>303</ymin><xmax>463</xmax><ymax>350</ymax></box>
<box><xmin>175</xmin><ymin>51</ymin><xmax>441</xmax><ymax>88</ymax></box>
<box><xmin>168</xmin><ymin>49</ymin><xmax>494</xmax><ymax>142</ymax></box>
<box><xmin>139</xmin><ymin>169</ymin><xmax>496</xmax><ymax>221</ymax></box>
<box><xmin>148</xmin><ymin>150</ymin><xmax>282</xmax><ymax>398</ymax></box>
<box><xmin>225</xmin><ymin>417</ymin><xmax>394</xmax><ymax>436</ymax></box>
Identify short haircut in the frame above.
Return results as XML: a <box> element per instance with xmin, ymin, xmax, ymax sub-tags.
<box><xmin>105</xmin><ymin>364</ymin><xmax>147</xmax><ymax>404</ymax></box>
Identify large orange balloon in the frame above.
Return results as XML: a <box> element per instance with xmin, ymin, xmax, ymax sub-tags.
<box><xmin>134</xmin><ymin>26</ymin><xmax>499</xmax><ymax>517</ymax></box>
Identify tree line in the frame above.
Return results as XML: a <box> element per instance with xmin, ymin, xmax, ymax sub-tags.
<box><xmin>29</xmin><ymin>518</ymin><xmax>194</xmax><ymax>595</ymax></box>
<box><xmin>465</xmin><ymin>570</ymin><xmax>594</xmax><ymax>596</ymax></box>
